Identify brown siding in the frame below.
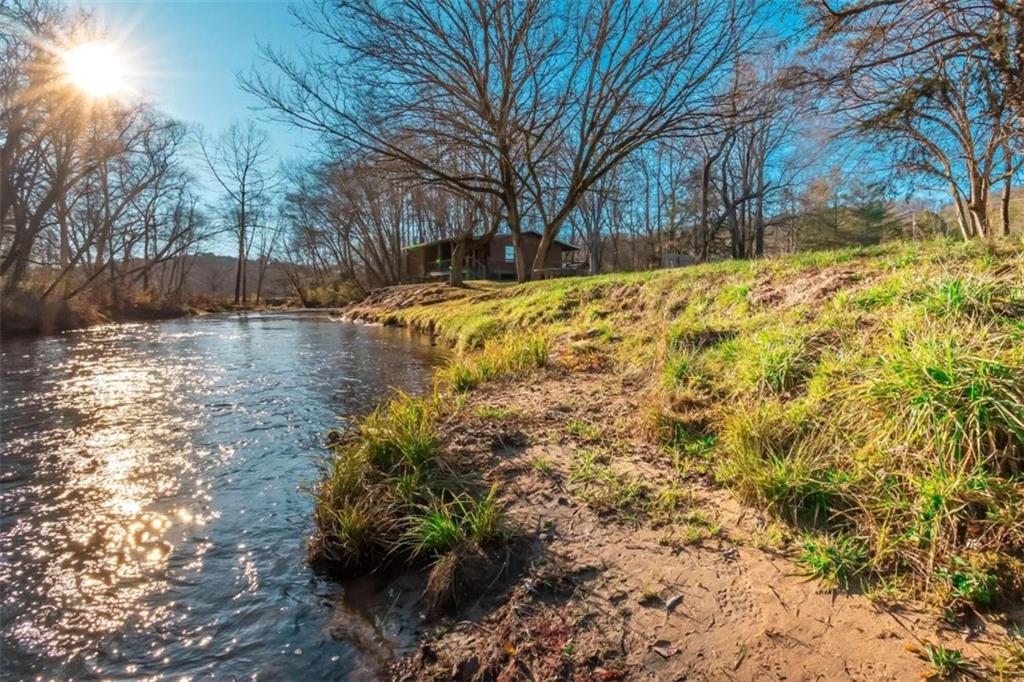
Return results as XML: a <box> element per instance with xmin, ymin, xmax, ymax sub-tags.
<box><xmin>406</xmin><ymin>250</ymin><xmax>425</xmax><ymax>278</ymax></box>
<box><xmin>541</xmin><ymin>242</ymin><xmax>563</xmax><ymax>269</ymax></box>
<box><xmin>485</xmin><ymin>233</ymin><xmax>571</xmax><ymax>278</ymax></box>
<box><xmin>485</xmin><ymin>234</ymin><xmax>519</xmax><ymax>279</ymax></box>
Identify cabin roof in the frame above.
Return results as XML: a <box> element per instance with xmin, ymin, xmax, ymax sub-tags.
<box><xmin>404</xmin><ymin>230</ymin><xmax>579</xmax><ymax>251</ymax></box>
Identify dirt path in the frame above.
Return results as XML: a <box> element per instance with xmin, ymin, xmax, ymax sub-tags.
<box><xmin>385</xmin><ymin>368</ymin><xmax>1013</xmax><ymax>680</ymax></box>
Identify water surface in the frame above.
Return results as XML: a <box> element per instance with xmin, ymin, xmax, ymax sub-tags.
<box><xmin>1</xmin><ymin>312</ymin><xmax>442</xmax><ymax>679</ymax></box>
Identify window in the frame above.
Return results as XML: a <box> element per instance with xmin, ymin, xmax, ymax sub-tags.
<box><xmin>504</xmin><ymin>244</ymin><xmax>515</xmax><ymax>262</ymax></box>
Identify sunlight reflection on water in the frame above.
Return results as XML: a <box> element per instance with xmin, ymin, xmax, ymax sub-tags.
<box><xmin>1</xmin><ymin>313</ymin><xmax>441</xmax><ymax>679</ymax></box>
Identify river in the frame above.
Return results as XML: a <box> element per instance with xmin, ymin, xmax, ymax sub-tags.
<box><xmin>0</xmin><ymin>312</ymin><xmax>443</xmax><ymax>679</ymax></box>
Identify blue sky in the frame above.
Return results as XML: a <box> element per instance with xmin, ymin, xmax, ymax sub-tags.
<box><xmin>74</xmin><ymin>0</ymin><xmax>315</xmax><ymax>161</ymax></box>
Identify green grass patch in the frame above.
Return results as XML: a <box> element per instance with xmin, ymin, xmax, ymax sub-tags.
<box><xmin>438</xmin><ymin>332</ymin><xmax>548</xmax><ymax>392</ymax></box>
<box><xmin>924</xmin><ymin>274</ymin><xmax>1024</xmax><ymax>321</ymax></box>
<box><xmin>935</xmin><ymin>555</ymin><xmax>1000</xmax><ymax>615</ymax></box>
<box><xmin>530</xmin><ymin>455</ymin><xmax>557</xmax><ymax>477</ymax></box>
<box><xmin>313</xmin><ymin>391</ymin><xmax>508</xmax><ymax>574</ymax></box>
<box><xmin>732</xmin><ymin>327</ymin><xmax>815</xmax><ymax>395</ymax></box>
<box><xmin>473</xmin><ymin>404</ymin><xmax>524</xmax><ymax>420</ymax></box>
<box><xmin>568</xmin><ymin>448</ymin><xmax>649</xmax><ymax>521</ymax></box>
<box><xmin>797</xmin><ymin>533</ymin><xmax>868</xmax><ymax>589</ymax></box>
<box><xmin>359</xmin><ymin>391</ymin><xmax>440</xmax><ymax>471</ymax></box>
<box><xmin>565</xmin><ymin>418</ymin><xmax>603</xmax><ymax>441</ymax></box>
<box><xmin>916</xmin><ymin>643</ymin><xmax>977</xmax><ymax>680</ymax></box>
<box><xmin>344</xmin><ymin>237</ymin><xmax>1024</xmax><ymax>613</ymax></box>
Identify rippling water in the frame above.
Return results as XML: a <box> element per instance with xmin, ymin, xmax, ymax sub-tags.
<box><xmin>0</xmin><ymin>313</ymin><xmax>442</xmax><ymax>679</ymax></box>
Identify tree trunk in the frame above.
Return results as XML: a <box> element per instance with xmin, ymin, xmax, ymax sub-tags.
<box><xmin>753</xmin><ymin>147</ymin><xmax>766</xmax><ymax>257</ymax></box>
<box><xmin>969</xmin><ymin>170</ymin><xmax>990</xmax><ymax>240</ymax></box>
<box><xmin>241</xmin><ymin>249</ymin><xmax>248</xmax><ymax>302</ymax></box>
<box><xmin>108</xmin><ymin>235</ymin><xmax>120</xmax><ymax>309</ymax></box>
<box><xmin>697</xmin><ymin>160</ymin><xmax>712</xmax><ymax>262</ymax></box>
<box><xmin>142</xmin><ymin>218</ymin><xmax>151</xmax><ymax>293</ymax></box>
<box><xmin>969</xmin><ymin>201</ymin><xmax>988</xmax><ymax>241</ymax></box>
<box><xmin>58</xmin><ymin>198</ymin><xmax>70</xmax><ymax>294</ymax></box>
<box><xmin>511</xmin><ymin>229</ymin><xmax>529</xmax><ymax>282</ymax></box>
<box><xmin>255</xmin><ymin>256</ymin><xmax>266</xmax><ymax>305</ymax></box>
<box><xmin>754</xmin><ymin>199</ymin><xmax>765</xmax><ymax>257</ymax></box>
<box><xmin>951</xmin><ymin>187</ymin><xmax>973</xmax><ymax>240</ymax></box>
<box><xmin>234</xmin><ymin>245</ymin><xmax>244</xmax><ymax>304</ymax></box>
<box><xmin>449</xmin><ymin>235</ymin><xmax>467</xmax><ymax>287</ymax></box>
<box><xmin>3</xmin><ymin>242</ymin><xmax>30</xmax><ymax>295</ymax></box>
<box><xmin>1002</xmin><ymin>145</ymin><xmax>1012</xmax><ymax>238</ymax></box>
<box><xmin>588</xmin><ymin>232</ymin><xmax>601</xmax><ymax>275</ymax></box>
<box><xmin>497</xmin><ymin>143</ymin><xmax>529</xmax><ymax>282</ymax></box>
<box><xmin>531</xmin><ymin>217</ymin><xmax>568</xmax><ymax>280</ymax></box>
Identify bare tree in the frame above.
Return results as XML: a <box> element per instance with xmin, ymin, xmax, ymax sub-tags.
<box><xmin>804</xmin><ymin>0</ymin><xmax>1024</xmax><ymax>134</ymax></box>
<box><xmin>198</xmin><ymin>121</ymin><xmax>274</xmax><ymax>304</ymax></box>
<box><xmin>245</xmin><ymin>0</ymin><xmax>754</xmax><ymax>282</ymax></box>
<box><xmin>0</xmin><ymin>4</ymin><xmax>134</xmax><ymax>293</ymax></box>
<box><xmin>1</xmin><ymin>1</ymin><xmax>211</xmax><ymax>310</ymax></box>
<box><xmin>252</xmin><ymin>214</ymin><xmax>284</xmax><ymax>305</ymax></box>
<box><xmin>201</xmin><ymin>262</ymin><xmax>231</xmax><ymax>297</ymax></box>
<box><xmin>43</xmin><ymin>113</ymin><xmax>203</xmax><ymax>302</ymax></box>
<box><xmin>843</xmin><ymin>50</ymin><xmax>1019</xmax><ymax>239</ymax></box>
<box><xmin>278</xmin><ymin>156</ymin><xmax>492</xmax><ymax>291</ymax></box>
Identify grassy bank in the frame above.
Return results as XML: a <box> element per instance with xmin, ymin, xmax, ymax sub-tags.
<box><xmin>311</xmin><ymin>335</ymin><xmax>550</xmax><ymax>610</ymax></box>
<box><xmin>331</xmin><ymin>238</ymin><xmax>1024</xmax><ymax>623</ymax></box>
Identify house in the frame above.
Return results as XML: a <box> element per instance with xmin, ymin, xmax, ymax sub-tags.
<box><xmin>403</xmin><ymin>230</ymin><xmax>582</xmax><ymax>282</ymax></box>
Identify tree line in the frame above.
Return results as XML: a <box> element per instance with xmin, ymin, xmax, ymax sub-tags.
<box><xmin>250</xmin><ymin>0</ymin><xmax>1021</xmax><ymax>289</ymax></box>
<box><xmin>1</xmin><ymin>1</ymin><xmax>213</xmax><ymax>312</ymax></box>
<box><xmin>0</xmin><ymin>1</ymin><xmax>290</xmax><ymax>320</ymax></box>
<box><xmin>3</xmin><ymin>0</ymin><xmax>1022</xmax><ymax>314</ymax></box>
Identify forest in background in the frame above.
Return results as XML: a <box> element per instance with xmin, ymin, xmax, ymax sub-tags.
<box><xmin>2</xmin><ymin>0</ymin><xmax>1023</xmax><ymax>333</ymax></box>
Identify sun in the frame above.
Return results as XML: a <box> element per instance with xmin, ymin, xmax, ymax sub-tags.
<box><xmin>61</xmin><ymin>41</ymin><xmax>128</xmax><ymax>98</ymax></box>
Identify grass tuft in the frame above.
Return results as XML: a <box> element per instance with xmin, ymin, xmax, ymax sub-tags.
<box><xmin>935</xmin><ymin>555</ymin><xmax>1000</xmax><ymax>614</ymax></box>
<box><xmin>360</xmin><ymin>391</ymin><xmax>440</xmax><ymax>471</ymax></box>
<box><xmin>565</xmin><ymin>418</ymin><xmax>603</xmax><ymax>441</ymax></box>
<box><xmin>913</xmin><ymin>643</ymin><xmax>978</xmax><ymax>680</ymax></box>
<box><xmin>797</xmin><ymin>533</ymin><xmax>868</xmax><ymax>589</ymax></box>
<box><xmin>313</xmin><ymin>390</ymin><xmax>509</xmax><ymax>577</ymax></box>
<box><xmin>438</xmin><ymin>332</ymin><xmax>549</xmax><ymax>393</ymax></box>
<box><xmin>717</xmin><ymin>404</ymin><xmax>840</xmax><ymax>524</ymax></box>
<box><xmin>924</xmin><ymin>275</ymin><xmax>1024</xmax><ymax>322</ymax></box>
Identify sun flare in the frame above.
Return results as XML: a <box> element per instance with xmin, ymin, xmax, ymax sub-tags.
<box><xmin>61</xmin><ymin>41</ymin><xmax>128</xmax><ymax>98</ymax></box>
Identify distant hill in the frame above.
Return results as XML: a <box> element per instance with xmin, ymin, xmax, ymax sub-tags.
<box><xmin>170</xmin><ymin>253</ymin><xmax>295</xmax><ymax>300</ymax></box>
